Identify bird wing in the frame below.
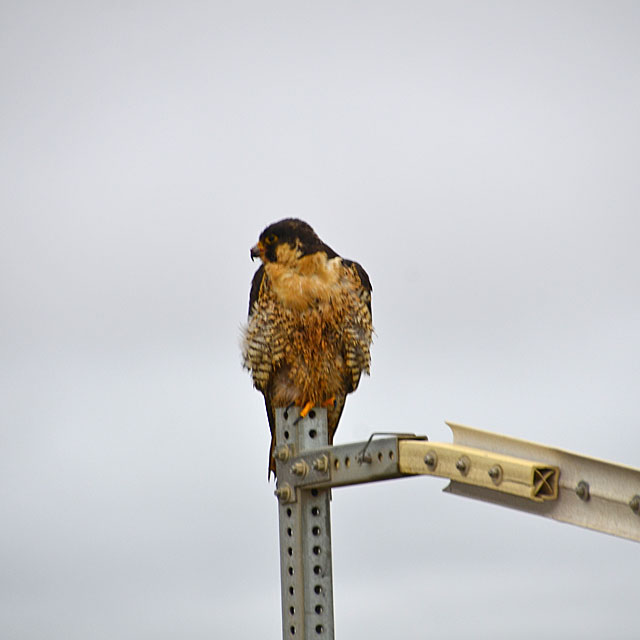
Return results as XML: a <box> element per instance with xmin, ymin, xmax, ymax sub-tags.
<box><xmin>247</xmin><ymin>264</ymin><xmax>278</xmax><ymax>475</ymax></box>
<box><xmin>343</xmin><ymin>258</ymin><xmax>373</xmax><ymax>315</ymax></box>
<box><xmin>248</xmin><ymin>264</ymin><xmax>266</xmax><ymax>316</ymax></box>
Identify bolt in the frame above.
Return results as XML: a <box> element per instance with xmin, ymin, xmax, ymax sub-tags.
<box><xmin>273</xmin><ymin>445</ymin><xmax>291</xmax><ymax>462</ymax></box>
<box><xmin>291</xmin><ymin>460</ymin><xmax>309</xmax><ymax>477</ymax></box>
<box><xmin>424</xmin><ymin>451</ymin><xmax>438</xmax><ymax>470</ymax></box>
<box><xmin>456</xmin><ymin>456</ymin><xmax>470</xmax><ymax>476</ymax></box>
<box><xmin>274</xmin><ymin>484</ymin><xmax>293</xmax><ymax>502</ymax></box>
<box><xmin>629</xmin><ymin>495</ymin><xmax>640</xmax><ymax>515</ymax></box>
<box><xmin>312</xmin><ymin>455</ymin><xmax>329</xmax><ymax>473</ymax></box>
<box><xmin>576</xmin><ymin>480</ymin><xmax>590</xmax><ymax>501</ymax></box>
<box><xmin>488</xmin><ymin>465</ymin><xmax>503</xmax><ymax>484</ymax></box>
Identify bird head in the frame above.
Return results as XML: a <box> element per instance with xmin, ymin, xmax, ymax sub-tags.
<box><xmin>250</xmin><ymin>218</ymin><xmax>328</xmax><ymax>264</ymax></box>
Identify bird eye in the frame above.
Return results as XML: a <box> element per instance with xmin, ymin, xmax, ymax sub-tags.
<box><xmin>265</xmin><ymin>234</ymin><xmax>278</xmax><ymax>245</ymax></box>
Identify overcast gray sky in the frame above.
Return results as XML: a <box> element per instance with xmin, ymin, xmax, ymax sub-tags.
<box><xmin>2</xmin><ymin>2</ymin><xmax>640</xmax><ymax>638</ymax></box>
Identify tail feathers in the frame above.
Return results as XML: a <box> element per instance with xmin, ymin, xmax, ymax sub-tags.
<box><xmin>268</xmin><ymin>433</ymin><xmax>276</xmax><ymax>480</ymax></box>
<box><xmin>264</xmin><ymin>393</ymin><xmax>277</xmax><ymax>480</ymax></box>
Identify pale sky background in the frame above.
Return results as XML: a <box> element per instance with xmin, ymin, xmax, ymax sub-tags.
<box><xmin>2</xmin><ymin>2</ymin><xmax>640</xmax><ymax>638</ymax></box>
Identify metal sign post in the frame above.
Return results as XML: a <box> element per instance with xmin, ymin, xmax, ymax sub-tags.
<box><xmin>274</xmin><ymin>407</ymin><xmax>334</xmax><ymax>640</ymax></box>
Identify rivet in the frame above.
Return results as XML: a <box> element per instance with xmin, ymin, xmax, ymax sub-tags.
<box><xmin>629</xmin><ymin>495</ymin><xmax>640</xmax><ymax>515</ymax></box>
<box><xmin>576</xmin><ymin>480</ymin><xmax>590</xmax><ymax>501</ymax></box>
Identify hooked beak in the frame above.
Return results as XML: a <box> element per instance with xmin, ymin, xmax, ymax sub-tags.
<box><xmin>250</xmin><ymin>241</ymin><xmax>264</xmax><ymax>261</ymax></box>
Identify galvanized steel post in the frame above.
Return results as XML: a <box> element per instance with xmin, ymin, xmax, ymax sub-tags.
<box><xmin>274</xmin><ymin>407</ymin><xmax>335</xmax><ymax>640</ymax></box>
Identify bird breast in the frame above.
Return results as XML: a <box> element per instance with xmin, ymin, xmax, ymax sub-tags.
<box><xmin>265</xmin><ymin>253</ymin><xmax>344</xmax><ymax>311</ymax></box>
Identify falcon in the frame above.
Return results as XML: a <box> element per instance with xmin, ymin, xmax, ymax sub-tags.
<box><xmin>242</xmin><ymin>218</ymin><xmax>373</xmax><ymax>478</ymax></box>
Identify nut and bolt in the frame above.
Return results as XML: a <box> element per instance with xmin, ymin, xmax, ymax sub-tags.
<box><xmin>456</xmin><ymin>455</ymin><xmax>471</xmax><ymax>476</ymax></box>
<box><xmin>423</xmin><ymin>451</ymin><xmax>438</xmax><ymax>470</ymax></box>
<box><xmin>312</xmin><ymin>455</ymin><xmax>329</xmax><ymax>473</ymax></box>
<box><xmin>575</xmin><ymin>480</ymin><xmax>590</xmax><ymax>501</ymax></box>
<box><xmin>274</xmin><ymin>484</ymin><xmax>293</xmax><ymax>502</ymax></box>
<box><xmin>488</xmin><ymin>464</ymin><xmax>503</xmax><ymax>484</ymax></box>
<box><xmin>291</xmin><ymin>460</ymin><xmax>309</xmax><ymax>478</ymax></box>
<box><xmin>273</xmin><ymin>445</ymin><xmax>291</xmax><ymax>462</ymax></box>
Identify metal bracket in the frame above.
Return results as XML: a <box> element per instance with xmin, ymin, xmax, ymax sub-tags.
<box><xmin>398</xmin><ymin>439</ymin><xmax>559</xmax><ymax>502</ymax></box>
<box><xmin>276</xmin><ymin>433</ymin><xmax>427</xmax><ymax>491</ymax></box>
<box><xmin>443</xmin><ymin>421</ymin><xmax>640</xmax><ymax>543</ymax></box>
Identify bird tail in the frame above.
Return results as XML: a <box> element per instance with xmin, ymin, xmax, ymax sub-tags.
<box><xmin>268</xmin><ymin>433</ymin><xmax>276</xmax><ymax>480</ymax></box>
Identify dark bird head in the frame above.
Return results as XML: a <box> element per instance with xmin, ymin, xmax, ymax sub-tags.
<box><xmin>250</xmin><ymin>218</ymin><xmax>335</xmax><ymax>264</ymax></box>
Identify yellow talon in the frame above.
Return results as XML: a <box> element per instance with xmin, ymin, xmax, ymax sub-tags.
<box><xmin>321</xmin><ymin>396</ymin><xmax>336</xmax><ymax>408</ymax></box>
<box><xmin>299</xmin><ymin>401</ymin><xmax>314</xmax><ymax>418</ymax></box>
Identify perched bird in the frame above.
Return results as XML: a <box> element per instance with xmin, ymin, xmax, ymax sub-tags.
<box><xmin>242</xmin><ymin>218</ymin><xmax>373</xmax><ymax>478</ymax></box>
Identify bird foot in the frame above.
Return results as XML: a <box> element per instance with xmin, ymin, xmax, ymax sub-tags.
<box><xmin>293</xmin><ymin>401</ymin><xmax>314</xmax><ymax>425</ymax></box>
<box><xmin>292</xmin><ymin>398</ymin><xmax>335</xmax><ymax>424</ymax></box>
